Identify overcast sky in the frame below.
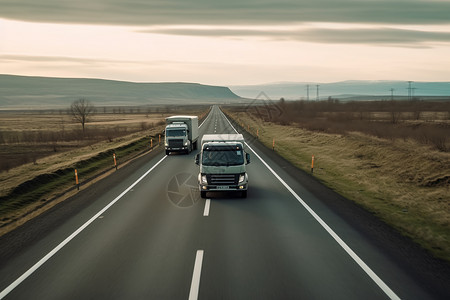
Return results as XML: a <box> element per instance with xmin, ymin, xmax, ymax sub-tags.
<box><xmin>1</xmin><ymin>0</ymin><xmax>449</xmax><ymax>85</ymax></box>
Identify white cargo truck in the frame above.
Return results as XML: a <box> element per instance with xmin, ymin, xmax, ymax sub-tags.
<box><xmin>165</xmin><ymin>116</ymin><xmax>199</xmax><ymax>155</ymax></box>
<box><xmin>195</xmin><ymin>134</ymin><xmax>250</xmax><ymax>198</ymax></box>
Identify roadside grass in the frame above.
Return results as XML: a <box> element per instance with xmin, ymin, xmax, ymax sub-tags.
<box><xmin>0</xmin><ymin>105</ymin><xmax>210</xmax><ymax>235</ymax></box>
<box><xmin>224</xmin><ymin>108</ymin><xmax>450</xmax><ymax>262</ymax></box>
<box><xmin>0</xmin><ymin>112</ymin><xmax>166</xmax><ymax>172</ymax></box>
<box><xmin>0</xmin><ymin>130</ymin><xmax>163</xmax><ymax>233</ymax></box>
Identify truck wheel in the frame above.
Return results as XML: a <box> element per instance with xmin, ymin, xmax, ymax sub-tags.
<box><xmin>200</xmin><ymin>191</ymin><xmax>207</xmax><ymax>198</ymax></box>
<box><xmin>166</xmin><ymin>150</ymin><xmax>170</xmax><ymax>155</ymax></box>
<box><xmin>241</xmin><ymin>190</ymin><xmax>247</xmax><ymax>198</ymax></box>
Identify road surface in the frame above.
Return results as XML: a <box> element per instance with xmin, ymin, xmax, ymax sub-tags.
<box><xmin>0</xmin><ymin>105</ymin><xmax>448</xmax><ymax>299</ymax></box>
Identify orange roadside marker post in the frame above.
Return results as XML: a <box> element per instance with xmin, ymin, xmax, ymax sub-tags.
<box><xmin>75</xmin><ymin>169</ymin><xmax>79</xmax><ymax>190</ymax></box>
<box><xmin>113</xmin><ymin>153</ymin><xmax>117</xmax><ymax>170</ymax></box>
<box><xmin>311</xmin><ymin>155</ymin><xmax>315</xmax><ymax>173</ymax></box>
<box><xmin>151</xmin><ymin>138</ymin><xmax>153</xmax><ymax>149</ymax></box>
<box><xmin>272</xmin><ymin>138</ymin><xmax>275</xmax><ymax>151</ymax></box>
<box><xmin>159</xmin><ymin>134</ymin><xmax>161</xmax><ymax>144</ymax></box>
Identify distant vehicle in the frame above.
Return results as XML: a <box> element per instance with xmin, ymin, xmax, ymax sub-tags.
<box><xmin>165</xmin><ymin>116</ymin><xmax>199</xmax><ymax>155</ymax></box>
<box><xmin>195</xmin><ymin>134</ymin><xmax>250</xmax><ymax>198</ymax></box>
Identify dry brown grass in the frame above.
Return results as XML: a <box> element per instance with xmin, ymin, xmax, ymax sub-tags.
<box><xmin>0</xmin><ymin>111</ymin><xmax>170</xmax><ymax>172</ymax></box>
<box><xmin>225</xmin><ymin>107</ymin><xmax>450</xmax><ymax>261</ymax></box>
<box><xmin>247</xmin><ymin>99</ymin><xmax>450</xmax><ymax>152</ymax></box>
<box><xmin>0</xmin><ymin>105</ymin><xmax>209</xmax><ymax>235</ymax></box>
<box><xmin>0</xmin><ymin>127</ymin><xmax>162</xmax><ymax>198</ymax></box>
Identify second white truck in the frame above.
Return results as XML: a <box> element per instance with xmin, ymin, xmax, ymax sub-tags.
<box><xmin>165</xmin><ymin>116</ymin><xmax>199</xmax><ymax>155</ymax></box>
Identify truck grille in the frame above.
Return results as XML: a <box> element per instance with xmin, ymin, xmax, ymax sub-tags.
<box><xmin>208</xmin><ymin>174</ymin><xmax>239</xmax><ymax>185</ymax></box>
<box><xmin>168</xmin><ymin>139</ymin><xmax>184</xmax><ymax>148</ymax></box>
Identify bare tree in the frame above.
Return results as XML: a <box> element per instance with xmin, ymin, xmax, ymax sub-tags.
<box><xmin>70</xmin><ymin>98</ymin><xmax>95</xmax><ymax>133</ymax></box>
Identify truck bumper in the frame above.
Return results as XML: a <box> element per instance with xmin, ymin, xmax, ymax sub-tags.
<box><xmin>165</xmin><ymin>146</ymin><xmax>188</xmax><ymax>151</ymax></box>
<box><xmin>198</xmin><ymin>183</ymin><xmax>248</xmax><ymax>192</ymax></box>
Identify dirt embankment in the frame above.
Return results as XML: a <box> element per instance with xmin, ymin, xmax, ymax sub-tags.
<box><xmin>224</xmin><ymin>107</ymin><xmax>450</xmax><ymax>262</ymax></box>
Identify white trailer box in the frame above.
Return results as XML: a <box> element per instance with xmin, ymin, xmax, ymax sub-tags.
<box><xmin>166</xmin><ymin>116</ymin><xmax>199</xmax><ymax>142</ymax></box>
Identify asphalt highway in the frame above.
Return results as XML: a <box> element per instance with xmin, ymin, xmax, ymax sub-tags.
<box><xmin>0</xmin><ymin>105</ymin><xmax>448</xmax><ymax>299</ymax></box>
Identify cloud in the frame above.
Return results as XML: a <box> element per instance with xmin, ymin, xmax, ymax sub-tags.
<box><xmin>0</xmin><ymin>54</ymin><xmax>101</xmax><ymax>64</ymax></box>
<box><xmin>0</xmin><ymin>54</ymin><xmax>130</xmax><ymax>66</ymax></box>
<box><xmin>0</xmin><ymin>54</ymin><xmax>207</xmax><ymax>68</ymax></box>
<box><xmin>140</xmin><ymin>26</ymin><xmax>450</xmax><ymax>47</ymax></box>
<box><xmin>0</xmin><ymin>0</ymin><xmax>450</xmax><ymax>26</ymax></box>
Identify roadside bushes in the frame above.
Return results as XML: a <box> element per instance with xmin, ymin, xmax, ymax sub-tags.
<box><xmin>246</xmin><ymin>99</ymin><xmax>450</xmax><ymax>152</ymax></box>
<box><xmin>0</xmin><ymin>126</ymin><xmax>155</xmax><ymax>173</ymax></box>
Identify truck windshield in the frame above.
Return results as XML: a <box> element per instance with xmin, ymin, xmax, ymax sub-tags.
<box><xmin>202</xmin><ymin>147</ymin><xmax>244</xmax><ymax>166</ymax></box>
<box><xmin>166</xmin><ymin>129</ymin><xmax>186</xmax><ymax>137</ymax></box>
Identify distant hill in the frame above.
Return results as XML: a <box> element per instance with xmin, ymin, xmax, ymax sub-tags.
<box><xmin>0</xmin><ymin>75</ymin><xmax>242</xmax><ymax>109</ymax></box>
<box><xmin>231</xmin><ymin>80</ymin><xmax>450</xmax><ymax>100</ymax></box>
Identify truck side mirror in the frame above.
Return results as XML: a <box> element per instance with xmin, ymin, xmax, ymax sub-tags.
<box><xmin>195</xmin><ymin>153</ymin><xmax>200</xmax><ymax>165</ymax></box>
<box><xmin>246</xmin><ymin>153</ymin><xmax>250</xmax><ymax>164</ymax></box>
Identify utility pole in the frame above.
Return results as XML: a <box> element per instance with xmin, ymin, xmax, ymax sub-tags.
<box><xmin>407</xmin><ymin>81</ymin><xmax>413</xmax><ymax>101</ymax></box>
<box><xmin>412</xmin><ymin>87</ymin><xmax>417</xmax><ymax>99</ymax></box>
<box><xmin>390</xmin><ymin>88</ymin><xmax>395</xmax><ymax>100</ymax></box>
<box><xmin>316</xmin><ymin>85</ymin><xmax>320</xmax><ymax>101</ymax></box>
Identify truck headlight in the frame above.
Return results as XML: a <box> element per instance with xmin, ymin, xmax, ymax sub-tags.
<box><xmin>184</xmin><ymin>141</ymin><xmax>188</xmax><ymax>146</ymax></box>
<box><xmin>201</xmin><ymin>174</ymin><xmax>208</xmax><ymax>184</ymax></box>
<box><xmin>238</xmin><ymin>173</ymin><xmax>246</xmax><ymax>183</ymax></box>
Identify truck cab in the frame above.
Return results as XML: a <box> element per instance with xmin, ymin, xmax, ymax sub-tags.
<box><xmin>195</xmin><ymin>134</ymin><xmax>250</xmax><ymax>198</ymax></box>
<box><xmin>165</xmin><ymin>116</ymin><xmax>199</xmax><ymax>155</ymax></box>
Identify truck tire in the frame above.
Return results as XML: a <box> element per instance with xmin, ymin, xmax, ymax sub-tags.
<box><xmin>200</xmin><ymin>191</ymin><xmax>207</xmax><ymax>198</ymax></box>
<box><xmin>241</xmin><ymin>190</ymin><xmax>247</xmax><ymax>198</ymax></box>
<box><xmin>166</xmin><ymin>150</ymin><xmax>170</xmax><ymax>155</ymax></box>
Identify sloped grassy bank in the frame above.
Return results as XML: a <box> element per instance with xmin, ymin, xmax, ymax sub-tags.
<box><xmin>223</xmin><ymin>108</ymin><xmax>449</xmax><ymax>262</ymax></box>
<box><xmin>0</xmin><ymin>106</ymin><xmax>211</xmax><ymax>236</ymax></box>
<box><xmin>0</xmin><ymin>131</ymin><xmax>163</xmax><ymax>233</ymax></box>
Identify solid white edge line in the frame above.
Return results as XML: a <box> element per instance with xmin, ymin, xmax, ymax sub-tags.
<box><xmin>203</xmin><ymin>199</ymin><xmax>211</xmax><ymax>217</ymax></box>
<box><xmin>188</xmin><ymin>250</ymin><xmax>204</xmax><ymax>300</ymax></box>
<box><xmin>1</xmin><ymin>107</ymin><xmax>217</xmax><ymax>299</ymax></box>
<box><xmin>0</xmin><ymin>155</ymin><xmax>168</xmax><ymax>299</ymax></box>
<box><xmin>218</xmin><ymin>108</ymin><xmax>401</xmax><ymax>300</ymax></box>
<box><xmin>198</xmin><ymin>106</ymin><xmax>213</xmax><ymax>128</ymax></box>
